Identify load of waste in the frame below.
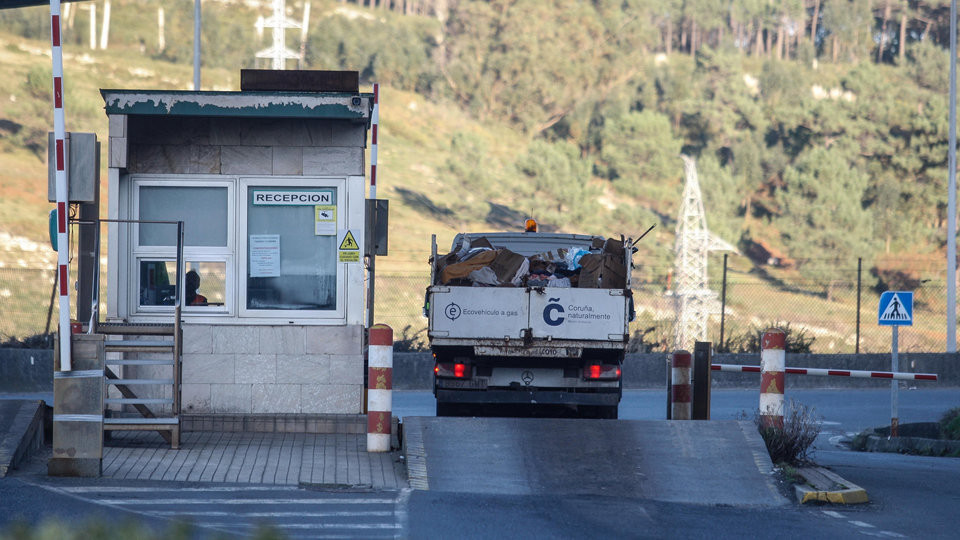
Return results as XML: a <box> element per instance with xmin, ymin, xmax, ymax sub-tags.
<box><xmin>434</xmin><ymin>236</ymin><xmax>627</xmax><ymax>289</ymax></box>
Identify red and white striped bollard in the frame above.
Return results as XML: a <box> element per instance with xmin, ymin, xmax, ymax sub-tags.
<box><xmin>671</xmin><ymin>350</ymin><xmax>692</xmax><ymax>420</ymax></box>
<box><xmin>367</xmin><ymin>324</ymin><xmax>393</xmax><ymax>452</ymax></box>
<box><xmin>760</xmin><ymin>329</ymin><xmax>786</xmax><ymax>429</ymax></box>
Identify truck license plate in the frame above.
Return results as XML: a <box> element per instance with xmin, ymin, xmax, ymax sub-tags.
<box><xmin>442</xmin><ymin>379</ymin><xmax>488</xmax><ymax>390</ymax></box>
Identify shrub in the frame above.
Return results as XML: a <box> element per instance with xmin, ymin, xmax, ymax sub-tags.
<box><xmin>393</xmin><ymin>325</ymin><xmax>427</xmax><ymax>352</ymax></box>
<box><xmin>752</xmin><ymin>400</ymin><xmax>822</xmax><ymax>465</ymax></box>
<box><xmin>940</xmin><ymin>407</ymin><xmax>960</xmax><ymax>441</ymax></box>
<box><xmin>1</xmin><ymin>333</ymin><xmax>54</xmax><ymax>349</ymax></box>
<box><xmin>717</xmin><ymin>321</ymin><xmax>815</xmax><ymax>353</ymax></box>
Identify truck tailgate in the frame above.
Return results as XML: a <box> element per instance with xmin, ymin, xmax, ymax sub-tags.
<box><xmin>528</xmin><ymin>288</ymin><xmax>628</xmax><ymax>340</ymax></box>
<box><xmin>429</xmin><ymin>287</ymin><xmax>529</xmax><ymax>339</ymax></box>
<box><xmin>429</xmin><ymin>286</ymin><xmax>627</xmax><ymax>341</ymax></box>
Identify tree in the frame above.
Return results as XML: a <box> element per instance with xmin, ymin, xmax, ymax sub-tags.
<box><xmin>598</xmin><ymin>110</ymin><xmax>683</xmax><ymax>200</ymax></box>
<box><xmin>774</xmin><ymin>144</ymin><xmax>877</xmax><ymax>282</ymax></box>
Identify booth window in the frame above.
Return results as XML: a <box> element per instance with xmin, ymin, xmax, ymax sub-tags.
<box><xmin>139</xmin><ymin>186</ymin><xmax>228</xmax><ymax>246</ymax></box>
<box><xmin>245</xmin><ymin>187</ymin><xmax>338</xmax><ymax>311</ymax></box>
<box><xmin>139</xmin><ymin>260</ymin><xmax>227</xmax><ymax>307</ymax></box>
<box><xmin>134</xmin><ymin>181</ymin><xmax>233</xmax><ymax>312</ymax></box>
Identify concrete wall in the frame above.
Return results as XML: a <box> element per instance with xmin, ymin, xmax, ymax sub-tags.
<box><xmin>393</xmin><ymin>352</ymin><xmax>960</xmax><ymax>390</ymax></box>
<box><xmin>7</xmin><ymin>349</ymin><xmax>957</xmax><ymax>396</ymax></box>
<box><xmin>0</xmin><ymin>349</ymin><xmax>54</xmax><ymax>393</ymax></box>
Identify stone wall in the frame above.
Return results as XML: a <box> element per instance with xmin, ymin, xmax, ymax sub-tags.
<box><xmin>178</xmin><ymin>323</ymin><xmax>365</xmax><ymax>414</ymax></box>
<box><xmin>118</xmin><ymin>116</ymin><xmax>365</xmax><ymax>176</ymax></box>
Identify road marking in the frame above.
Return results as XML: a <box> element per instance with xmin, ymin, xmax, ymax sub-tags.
<box><xmin>92</xmin><ymin>497</ymin><xmax>397</xmax><ymax>505</ymax></box>
<box><xmin>150</xmin><ymin>510</ymin><xmax>394</xmax><ymax>518</ymax></box>
<box><xmin>821</xmin><ymin>509</ymin><xmax>906</xmax><ymax>539</ymax></box>
<box><xmin>57</xmin><ymin>485</ymin><xmax>300</xmax><ymax>493</ymax></box>
<box><xmin>395</xmin><ymin>487</ymin><xmax>413</xmax><ymax>536</ymax></box>
<box><xmin>200</xmin><ymin>522</ymin><xmax>401</xmax><ymax>530</ymax></box>
<box><xmin>38</xmin><ymin>482</ymin><xmax>407</xmax><ymax>538</ymax></box>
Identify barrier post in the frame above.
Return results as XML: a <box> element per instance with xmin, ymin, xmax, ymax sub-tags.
<box><xmin>665</xmin><ymin>356</ymin><xmax>672</xmax><ymax>419</ymax></box>
<box><xmin>760</xmin><ymin>329</ymin><xmax>786</xmax><ymax>429</ymax></box>
<box><xmin>692</xmin><ymin>342</ymin><xmax>712</xmax><ymax>420</ymax></box>
<box><xmin>671</xmin><ymin>350</ymin><xmax>692</xmax><ymax>420</ymax></box>
<box><xmin>367</xmin><ymin>324</ymin><xmax>393</xmax><ymax>452</ymax></box>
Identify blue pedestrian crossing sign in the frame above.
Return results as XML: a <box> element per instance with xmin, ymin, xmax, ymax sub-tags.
<box><xmin>878</xmin><ymin>291</ymin><xmax>913</xmax><ymax>326</ymax></box>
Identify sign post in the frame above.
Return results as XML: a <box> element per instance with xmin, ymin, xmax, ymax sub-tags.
<box><xmin>878</xmin><ymin>291</ymin><xmax>914</xmax><ymax>437</ymax></box>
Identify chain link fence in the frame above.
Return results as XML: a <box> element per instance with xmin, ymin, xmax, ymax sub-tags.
<box><xmin>3</xmin><ymin>259</ymin><xmax>955</xmax><ymax>353</ymax></box>
<box><xmin>0</xmin><ymin>267</ymin><xmax>58</xmax><ymax>344</ymax></box>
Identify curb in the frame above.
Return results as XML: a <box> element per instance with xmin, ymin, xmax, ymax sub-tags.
<box><xmin>794</xmin><ymin>466</ymin><xmax>868</xmax><ymax>504</ymax></box>
<box><xmin>0</xmin><ymin>400</ymin><xmax>47</xmax><ymax>478</ymax></box>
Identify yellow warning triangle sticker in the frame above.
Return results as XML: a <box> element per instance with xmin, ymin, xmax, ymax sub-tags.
<box><xmin>339</xmin><ymin>230</ymin><xmax>359</xmax><ymax>250</ymax></box>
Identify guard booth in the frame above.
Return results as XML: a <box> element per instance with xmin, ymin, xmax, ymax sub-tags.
<box><xmin>99</xmin><ymin>71</ymin><xmax>377</xmax><ymax>425</ymax></box>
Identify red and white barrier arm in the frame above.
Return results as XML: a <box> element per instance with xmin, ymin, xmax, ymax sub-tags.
<box><xmin>49</xmin><ymin>0</ymin><xmax>71</xmax><ymax>371</ymax></box>
<box><xmin>369</xmin><ymin>83</ymin><xmax>379</xmax><ymax>200</ymax></box>
<box><xmin>712</xmin><ymin>364</ymin><xmax>938</xmax><ymax>382</ymax></box>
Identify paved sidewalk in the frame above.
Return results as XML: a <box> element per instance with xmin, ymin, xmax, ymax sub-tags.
<box><xmin>102</xmin><ymin>431</ymin><xmax>408</xmax><ymax>489</ymax></box>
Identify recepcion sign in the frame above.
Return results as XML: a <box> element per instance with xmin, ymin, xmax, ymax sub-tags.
<box><xmin>252</xmin><ymin>190</ymin><xmax>332</xmax><ymax>205</ymax></box>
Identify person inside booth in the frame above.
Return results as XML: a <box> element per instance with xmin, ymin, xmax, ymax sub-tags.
<box><xmin>185</xmin><ymin>270</ymin><xmax>208</xmax><ymax>306</ymax></box>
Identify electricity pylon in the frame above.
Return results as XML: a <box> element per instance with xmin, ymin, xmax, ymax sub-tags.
<box><xmin>672</xmin><ymin>155</ymin><xmax>737</xmax><ymax>351</ymax></box>
<box><xmin>255</xmin><ymin>0</ymin><xmax>301</xmax><ymax>70</ymax></box>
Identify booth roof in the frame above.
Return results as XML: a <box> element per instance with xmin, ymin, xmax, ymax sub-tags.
<box><xmin>100</xmin><ymin>89</ymin><xmax>373</xmax><ymax>123</ymax></box>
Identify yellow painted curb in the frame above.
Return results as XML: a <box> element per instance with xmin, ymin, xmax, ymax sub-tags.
<box><xmin>797</xmin><ymin>486</ymin><xmax>869</xmax><ymax>504</ymax></box>
<box><xmin>794</xmin><ymin>466</ymin><xmax>869</xmax><ymax>505</ymax></box>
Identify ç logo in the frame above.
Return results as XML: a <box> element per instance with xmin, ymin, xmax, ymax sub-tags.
<box><xmin>445</xmin><ymin>303</ymin><xmax>462</xmax><ymax>321</ymax></box>
<box><xmin>521</xmin><ymin>370</ymin><xmax>534</xmax><ymax>385</ymax></box>
<box><xmin>543</xmin><ymin>298</ymin><xmax>565</xmax><ymax>326</ymax></box>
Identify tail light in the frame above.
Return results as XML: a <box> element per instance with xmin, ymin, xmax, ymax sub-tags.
<box><xmin>583</xmin><ymin>364</ymin><xmax>621</xmax><ymax>381</ymax></box>
<box><xmin>435</xmin><ymin>362</ymin><xmax>472</xmax><ymax>379</ymax></box>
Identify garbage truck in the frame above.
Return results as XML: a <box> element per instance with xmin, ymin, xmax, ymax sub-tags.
<box><xmin>426</xmin><ymin>221</ymin><xmax>636</xmax><ymax>418</ymax></box>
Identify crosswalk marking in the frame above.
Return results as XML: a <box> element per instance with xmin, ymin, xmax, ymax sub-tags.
<box><xmin>201</xmin><ymin>522</ymin><xmax>401</xmax><ymax>530</ymax></box>
<box><xmin>57</xmin><ymin>485</ymin><xmax>300</xmax><ymax>493</ymax></box>
<box><xmin>40</xmin><ymin>483</ymin><xmax>408</xmax><ymax>539</ymax></box>
<box><xmin>92</xmin><ymin>497</ymin><xmax>396</xmax><ymax>505</ymax></box>
<box><xmin>150</xmin><ymin>510</ymin><xmax>394</xmax><ymax>518</ymax></box>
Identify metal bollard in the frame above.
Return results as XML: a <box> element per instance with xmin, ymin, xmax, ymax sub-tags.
<box><xmin>759</xmin><ymin>329</ymin><xmax>786</xmax><ymax>429</ymax></box>
<box><xmin>367</xmin><ymin>324</ymin><xmax>393</xmax><ymax>452</ymax></box>
<box><xmin>671</xmin><ymin>350</ymin><xmax>692</xmax><ymax>421</ymax></box>
<box><xmin>692</xmin><ymin>342</ymin><xmax>712</xmax><ymax>420</ymax></box>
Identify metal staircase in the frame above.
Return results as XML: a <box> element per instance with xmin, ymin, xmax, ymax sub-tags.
<box><xmin>98</xmin><ymin>309</ymin><xmax>182</xmax><ymax>449</ymax></box>
<box><xmin>80</xmin><ymin>218</ymin><xmax>186</xmax><ymax>450</ymax></box>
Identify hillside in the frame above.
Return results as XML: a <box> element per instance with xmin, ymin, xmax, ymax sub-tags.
<box><xmin>0</xmin><ymin>0</ymin><xmax>955</xmax><ymax>353</ymax></box>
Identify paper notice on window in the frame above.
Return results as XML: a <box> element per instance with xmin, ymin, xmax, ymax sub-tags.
<box><xmin>315</xmin><ymin>205</ymin><xmax>337</xmax><ymax>235</ymax></box>
<box><xmin>249</xmin><ymin>234</ymin><xmax>281</xmax><ymax>277</ymax></box>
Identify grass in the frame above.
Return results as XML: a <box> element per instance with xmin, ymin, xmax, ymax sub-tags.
<box><xmin>0</xmin><ymin>7</ymin><xmax>954</xmax><ymax>352</ymax></box>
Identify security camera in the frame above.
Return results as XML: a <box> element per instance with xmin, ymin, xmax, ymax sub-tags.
<box><xmin>352</xmin><ymin>97</ymin><xmax>362</xmax><ymax>106</ymax></box>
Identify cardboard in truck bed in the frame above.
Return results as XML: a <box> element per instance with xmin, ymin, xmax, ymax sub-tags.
<box><xmin>439</xmin><ymin>250</ymin><xmax>497</xmax><ymax>284</ymax></box>
<box><xmin>578</xmin><ymin>253</ymin><xmax>626</xmax><ymax>289</ymax></box>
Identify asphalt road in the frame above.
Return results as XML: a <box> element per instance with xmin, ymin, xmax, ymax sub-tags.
<box><xmin>1</xmin><ymin>388</ymin><xmax>957</xmax><ymax>538</ymax></box>
<box><xmin>397</xmin><ymin>388</ymin><xmax>960</xmax><ymax>539</ymax></box>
